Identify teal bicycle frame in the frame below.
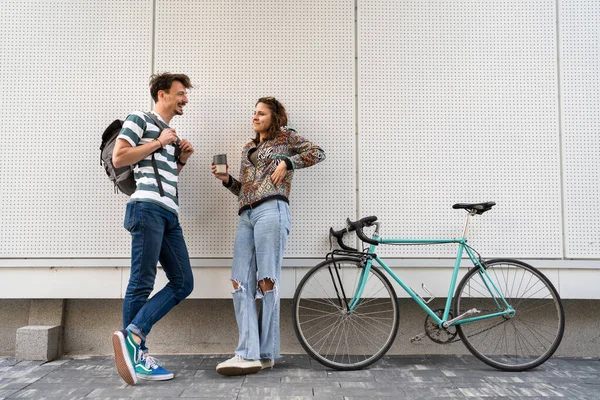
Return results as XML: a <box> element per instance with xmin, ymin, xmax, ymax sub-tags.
<box><xmin>346</xmin><ymin>212</ymin><xmax>515</xmax><ymax>328</ymax></box>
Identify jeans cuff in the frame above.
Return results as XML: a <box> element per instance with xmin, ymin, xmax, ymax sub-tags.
<box><xmin>126</xmin><ymin>324</ymin><xmax>147</xmax><ymax>343</ymax></box>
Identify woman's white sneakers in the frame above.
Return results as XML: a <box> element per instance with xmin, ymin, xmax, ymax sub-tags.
<box><xmin>216</xmin><ymin>355</ymin><xmax>261</xmax><ymax>376</ymax></box>
<box><xmin>216</xmin><ymin>355</ymin><xmax>275</xmax><ymax>376</ymax></box>
<box><xmin>260</xmin><ymin>359</ymin><xmax>275</xmax><ymax>370</ymax></box>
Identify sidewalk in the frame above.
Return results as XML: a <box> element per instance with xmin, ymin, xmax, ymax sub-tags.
<box><xmin>0</xmin><ymin>354</ymin><xmax>599</xmax><ymax>399</ymax></box>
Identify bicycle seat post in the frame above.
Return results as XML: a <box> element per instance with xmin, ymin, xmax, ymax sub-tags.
<box><xmin>461</xmin><ymin>210</ymin><xmax>477</xmax><ymax>239</ymax></box>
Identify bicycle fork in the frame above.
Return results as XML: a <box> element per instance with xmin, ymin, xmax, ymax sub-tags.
<box><xmin>327</xmin><ymin>261</ymin><xmax>351</xmax><ymax>312</ymax></box>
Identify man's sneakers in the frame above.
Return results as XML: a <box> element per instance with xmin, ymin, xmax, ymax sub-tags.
<box><xmin>111</xmin><ymin>329</ymin><xmax>141</xmax><ymax>385</ymax></box>
<box><xmin>136</xmin><ymin>355</ymin><xmax>174</xmax><ymax>381</ymax></box>
<box><xmin>216</xmin><ymin>355</ymin><xmax>262</xmax><ymax>376</ymax></box>
<box><xmin>112</xmin><ymin>329</ymin><xmax>174</xmax><ymax>385</ymax></box>
<box><xmin>260</xmin><ymin>359</ymin><xmax>275</xmax><ymax>370</ymax></box>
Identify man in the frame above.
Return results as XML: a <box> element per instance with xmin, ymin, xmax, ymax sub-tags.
<box><xmin>111</xmin><ymin>73</ymin><xmax>195</xmax><ymax>385</ymax></box>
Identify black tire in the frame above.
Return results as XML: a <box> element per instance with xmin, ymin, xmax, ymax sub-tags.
<box><xmin>292</xmin><ymin>257</ymin><xmax>399</xmax><ymax>370</ymax></box>
<box><xmin>453</xmin><ymin>258</ymin><xmax>565</xmax><ymax>371</ymax></box>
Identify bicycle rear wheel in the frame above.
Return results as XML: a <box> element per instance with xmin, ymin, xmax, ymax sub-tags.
<box><xmin>292</xmin><ymin>257</ymin><xmax>399</xmax><ymax>370</ymax></box>
<box><xmin>454</xmin><ymin>258</ymin><xmax>564</xmax><ymax>371</ymax></box>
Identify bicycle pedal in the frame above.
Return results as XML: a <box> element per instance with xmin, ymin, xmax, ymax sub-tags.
<box><xmin>410</xmin><ymin>332</ymin><xmax>427</xmax><ymax>343</ymax></box>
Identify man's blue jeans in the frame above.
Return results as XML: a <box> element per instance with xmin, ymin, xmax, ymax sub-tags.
<box><xmin>231</xmin><ymin>199</ymin><xmax>291</xmax><ymax>360</ymax></box>
<box><xmin>122</xmin><ymin>201</ymin><xmax>194</xmax><ymax>350</ymax></box>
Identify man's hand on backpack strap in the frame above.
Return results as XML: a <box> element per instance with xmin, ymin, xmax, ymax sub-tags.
<box><xmin>158</xmin><ymin>128</ymin><xmax>179</xmax><ymax>146</ymax></box>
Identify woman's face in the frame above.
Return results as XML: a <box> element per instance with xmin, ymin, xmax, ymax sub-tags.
<box><xmin>252</xmin><ymin>102</ymin><xmax>272</xmax><ymax>135</ymax></box>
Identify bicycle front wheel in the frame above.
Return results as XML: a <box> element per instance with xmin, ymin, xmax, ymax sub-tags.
<box><xmin>292</xmin><ymin>257</ymin><xmax>399</xmax><ymax>370</ymax></box>
<box><xmin>454</xmin><ymin>258</ymin><xmax>564</xmax><ymax>371</ymax></box>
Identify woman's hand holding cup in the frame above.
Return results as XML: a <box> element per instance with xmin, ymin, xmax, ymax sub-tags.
<box><xmin>212</xmin><ymin>154</ymin><xmax>229</xmax><ymax>182</ymax></box>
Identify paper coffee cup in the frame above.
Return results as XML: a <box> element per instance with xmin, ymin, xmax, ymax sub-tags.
<box><xmin>213</xmin><ymin>154</ymin><xmax>227</xmax><ymax>174</ymax></box>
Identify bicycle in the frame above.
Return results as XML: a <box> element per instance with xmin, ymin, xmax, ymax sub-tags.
<box><xmin>292</xmin><ymin>202</ymin><xmax>565</xmax><ymax>371</ymax></box>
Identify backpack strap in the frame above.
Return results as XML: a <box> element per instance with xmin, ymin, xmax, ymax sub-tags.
<box><xmin>143</xmin><ymin>112</ymin><xmax>167</xmax><ymax>197</ymax></box>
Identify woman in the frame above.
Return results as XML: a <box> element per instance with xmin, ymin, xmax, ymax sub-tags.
<box><xmin>211</xmin><ymin>97</ymin><xmax>325</xmax><ymax>376</ymax></box>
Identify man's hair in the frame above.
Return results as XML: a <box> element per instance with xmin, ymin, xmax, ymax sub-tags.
<box><xmin>149</xmin><ymin>73</ymin><xmax>193</xmax><ymax>102</ymax></box>
<box><xmin>253</xmin><ymin>97</ymin><xmax>288</xmax><ymax>144</ymax></box>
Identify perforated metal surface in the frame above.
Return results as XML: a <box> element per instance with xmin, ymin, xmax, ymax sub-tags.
<box><xmin>358</xmin><ymin>0</ymin><xmax>562</xmax><ymax>258</ymax></box>
<box><xmin>0</xmin><ymin>0</ymin><xmax>152</xmax><ymax>257</ymax></box>
<box><xmin>1</xmin><ymin>0</ymin><xmax>596</xmax><ymax>266</ymax></box>
<box><xmin>0</xmin><ymin>0</ymin><xmax>354</xmax><ymax>259</ymax></box>
<box><xmin>149</xmin><ymin>0</ymin><xmax>355</xmax><ymax>257</ymax></box>
<box><xmin>560</xmin><ymin>0</ymin><xmax>600</xmax><ymax>258</ymax></box>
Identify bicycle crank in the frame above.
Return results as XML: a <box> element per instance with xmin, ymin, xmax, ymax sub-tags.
<box><xmin>424</xmin><ymin>309</ymin><xmax>458</xmax><ymax>344</ymax></box>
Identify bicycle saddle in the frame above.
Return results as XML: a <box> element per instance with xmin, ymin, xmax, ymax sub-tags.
<box><xmin>452</xmin><ymin>201</ymin><xmax>496</xmax><ymax>214</ymax></box>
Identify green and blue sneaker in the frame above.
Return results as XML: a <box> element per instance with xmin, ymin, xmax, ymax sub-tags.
<box><xmin>136</xmin><ymin>355</ymin><xmax>174</xmax><ymax>381</ymax></box>
<box><xmin>112</xmin><ymin>329</ymin><xmax>141</xmax><ymax>385</ymax></box>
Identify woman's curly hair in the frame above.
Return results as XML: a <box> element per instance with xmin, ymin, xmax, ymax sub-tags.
<box><xmin>253</xmin><ymin>97</ymin><xmax>288</xmax><ymax>144</ymax></box>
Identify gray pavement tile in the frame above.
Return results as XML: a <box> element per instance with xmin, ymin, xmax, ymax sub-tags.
<box><xmin>523</xmin><ymin>369</ymin><xmax>600</xmax><ymax>381</ymax></box>
<box><xmin>457</xmin><ymin>382</ymin><xmax>567</xmax><ymax>398</ymax></box>
<box><xmin>0</xmin><ymin>378</ymin><xmax>39</xmax><ymax>389</ymax></box>
<box><xmin>270</xmin><ymin>356</ymin><xmax>312</xmax><ymax>370</ymax></box>
<box><xmin>445</xmin><ymin>377</ymin><xmax>504</xmax><ymax>387</ymax></box>
<box><xmin>42</xmin><ymin>367</ymin><xmax>114</xmax><ymax>378</ymax></box>
<box><xmin>185</xmin><ymin>381</ymin><xmax>243</xmax><ymax>390</ymax></box>
<box><xmin>314</xmin><ymin>385</ymin><xmax>407</xmax><ymax>397</ymax></box>
<box><xmin>87</xmin><ymin>387</ymin><xmax>185</xmax><ymax>398</ymax></box>
<box><xmin>398</xmin><ymin>386</ymin><xmax>468</xmax><ymax>399</ymax></box>
<box><xmin>262</xmin><ymin>368</ymin><xmax>327</xmax><ymax>379</ymax></box>
<box><xmin>241</xmin><ymin>398</ymin><xmax>339</xmax><ymax>400</ymax></box>
<box><xmin>238</xmin><ymin>387</ymin><xmax>313</xmax><ymax>397</ymax></box>
<box><xmin>0</xmin><ymin>368</ymin><xmax>51</xmax><ymax>380</ymax></box>
<box><xmin>548</xmin><ymin>382</ymin><xmax>600</xmax><ymax>397</ymax></box>
<box><xmin>7</xmin><ymin>398</ymin><xmax>92</xmax><ymax>400</ymax></box>
<box><xmin>238</xmin><ymin>397</ymin><xmax>338</xmax><ymax>400</ymax></box>
<box><xmin>240</xmin><ymin>376</ymin><xmax>282</xmax><ymax>387</ymax></box>
<box><xmin>441</xmin><ymin>368</ymin><xmax>526</xmax><ymax>379</ymax></box>
<box><xmin>36</xmin><ymin>374</ymin><xmax>117</xmax><ymax>384</ymax></box>
<box><xmin>176</xmin><ymin>368</ymin><xmax>202</xmax><ymax>376</ymax></box>
<box><xmin>197</xmin><ymin>356</ymin><xmax>228</xmax><ymax>370</ymax></box>
<box><xmin>147</xmin><ymin>355</ymin><xmax>204</xmax><ymax>370</ymax></box>
<box><xmin>193</xmin><ymin>368</ymin><xmax>246</xmax><ymax>381</ymax></box>
<box><xmin>38</xmin><ymin>360</ymin><xmax>70</xmax><ymax>367</ymax></box>
<box><xmin>340</xmin><ymin>381</ymin><xmax>400</xmax><ymax>388</ymax></box>
<box><xmin>0</xmin><ymin>389</ymin><xmax>20</xmax><ymax>399</ymax></box>
<box><xmin>67</xmin><ymin>364</ymin><xmax>116</xmax><ymax>373</ymax></box>
<box><xmin>345</xmin><ymin>387</ymin><xmax>465</xmax><ymax>399</ymax></box>
<box><xmin>325</xmin><ymin>370</ymin><xmax>376</xmax><ymax>381</ymax></box>
<box><xmin>307</xmin><ymin>359</ymin><xmax>329</xmax><ymax>370</ymax></box>
<box><xmin>428</xmin><ymin>354</ymin><xmax>482</xmax><ymax>367</ymax></box>
<box><xmin>6</xmin><ymin>386</ymin><xmax>95</xmax><ymax>398</ymax></box>
<box><xmin>11</xmin><ymin>362</ymin><xmax>45</xmax><ymax>369</ymax></box>
<box><xmin>0</xmin><ymin>359</ymin><xmax>18</xmax><ymax>368</ymax></box>
<box><xmin>376</xmin><ymin>361</ymin><xmax>437</xmax><ymax>371</ymax></box>
<box><xmin>374</xmin><ymin>372</ymin><xmax>453</xmax><ymax>384</ymax></box>
<box><xmin>0</xmin><ymin>355</ymin><xmax>598</xmax><ymax>399</ymax></box>
<box><xmin>280</xmin><ymin>379</ymin><xmax>340</xmax><ymax>387</ymax></box>
<box><xmin>180</xmin><ymin>386</ymin><xmax>240</xmax><ymax>398</ymax></box>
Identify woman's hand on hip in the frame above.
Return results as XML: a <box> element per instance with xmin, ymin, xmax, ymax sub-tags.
<box><xmin>270</xmin><ymin>160</ymin><xmax>288</xmax><ymax>186</ymax></box>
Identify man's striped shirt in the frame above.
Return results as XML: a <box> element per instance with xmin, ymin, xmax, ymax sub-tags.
<box><xmin>117</xmin><ymin>111</ymin><xmax>180</xmax><ymax>215</ymax></box>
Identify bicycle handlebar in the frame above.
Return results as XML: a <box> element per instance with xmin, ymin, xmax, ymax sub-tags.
<box><xmin>329</xmin><ymin>216</ymin><xmax>379</xmax><ymax>250</ymax></box>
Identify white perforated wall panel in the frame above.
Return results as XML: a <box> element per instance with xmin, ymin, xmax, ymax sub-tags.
<box><xmin>0</xmin><ymin>0</ymin><xmax>152</xmax><ymax>257</ymax></box>
<box><xmin>560</xmin><ymin>0</ymin><xmax>600</xmax><ymax>258</ymax></box>
<box><xmin>358</xmin><ymin>0</ymin><xmax>562</xmax><ymax>258</ymax></box>
<box><xmin>154</xmin><ymin>0</ymin><xmax>355</xmax><ymax>257</ymax></box>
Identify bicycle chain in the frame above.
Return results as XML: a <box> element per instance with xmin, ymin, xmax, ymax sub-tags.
<box><xmin>447</xmin><ymin>311</ymin><xmax>511</xmax><ymax>344</ymax></box>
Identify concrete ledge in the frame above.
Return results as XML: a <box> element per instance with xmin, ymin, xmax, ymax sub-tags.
<box><xmin>16</xmin><ymin>325</ymin><xmax>60</xmax><ymax>361</ymax></box>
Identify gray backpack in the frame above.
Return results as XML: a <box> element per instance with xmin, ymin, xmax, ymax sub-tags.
<box><xmin>100</xmin><ymin>112</ymin><xmax>167</xmax><ymax>196</ymax></box>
